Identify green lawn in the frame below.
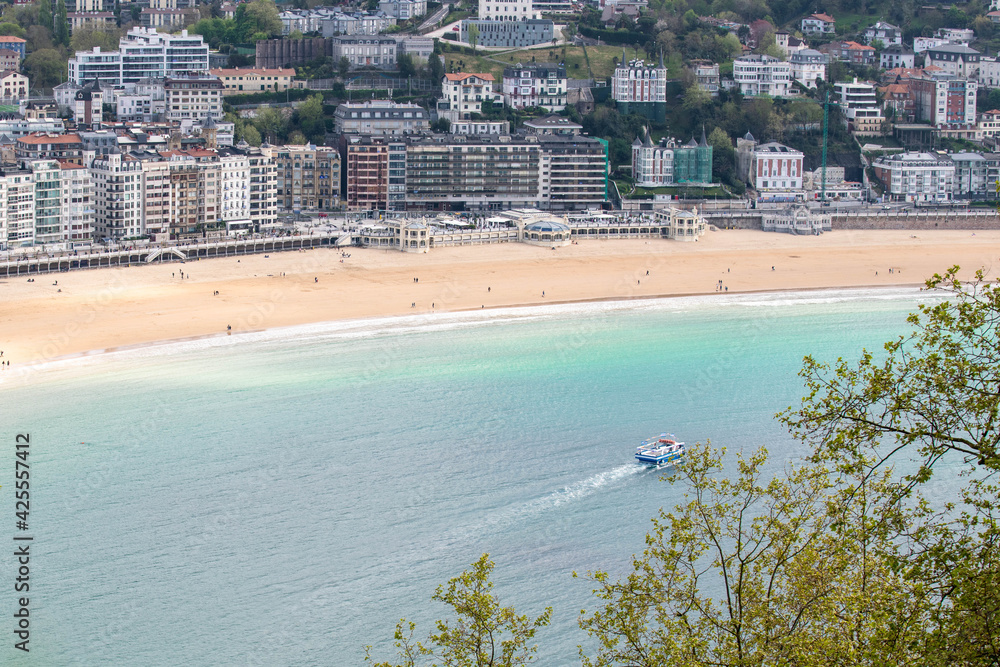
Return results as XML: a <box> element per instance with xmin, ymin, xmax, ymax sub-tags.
<box><xmin>832</xmin><ymin>12</ymin><xmax>880</xmax><ymax>35</ymax></box>
<box><xmin>629</xmin><ymin>185</ymin><xmax>734</xmax><ymax>198</ymax></box>
<box><xmin>443</xmin><ymin>44</ymin><xmax>627</xmax><ymax>83</ymax></box>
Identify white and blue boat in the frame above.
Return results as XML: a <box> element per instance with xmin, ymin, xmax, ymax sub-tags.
<box><xmin>635</xmin><ymin>433</ymin><xmax>685</xmax><ymax>469</ymax></box>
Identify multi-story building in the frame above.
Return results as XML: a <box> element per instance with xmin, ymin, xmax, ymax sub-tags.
<box><xmin>773</xmin><ymin>31</ymin><xmax>806</xmax><ymax>58</ymax></box>
<box><xmin>272</xmin><ymin>144</ymin><xmax>341</xmax><ymax>211</ymax></box>
<box><xmin>872</xmin><ymin>152</ymin><xmax>955</xmax><ymax>202</ymax></box>
<box><xmin>58</xmin><ymin>161</ymin><xmax>94</xmax><ymax>247</ymax></box>
<box><xmin>612</xmin><ymin>56</ymin><xmax>667</xmax><ymax>120</ymax></box>
<box><xmin>210</xmin><ymin>68</ymin><xmax>295</xmax><ymax>95</ymax></box>
<box><xmin>863</xmin><ymin>21</ymin><xmax>902</xmax><ymax>46</ymax></box>
<box><xmin>937</xmin><ymin>28</ymin><xmax>975</xmax><ymax>44</ymax></box>
<box><xmin>979</xmin><ymin>109</ymin><xmax>1000</xmax><ymax>140</ymax></box>
<box><xmin>924</xmin><ymin>44</ymin><xmax>981</xmax><ymax>78</ymax></box>
<box><xmin>388</xmin><ymin>141</ymin><xmax>406</xmax><ymax>211</ymax></box>
<box><xmin>73</xmin><ymin>80</ymin><xmax>103</xmax><ymax>129</ymax></box>
<box><xmin>90</xmin><ymin>149</ymin><xmax>145</xmax><ymax>240</ymax></box>
<box><xmin>164</xmin><ymin>74</ymin><xmax>224</xmax><ymax>122</ymax></box>
<box><xmin>800</xmin><ymin>13</ymin><xmax>835</xmax><ymax>35</ymax></box>
<box><xmin>460</xmin><ymin>20</ymin><xmax>554</xmax><ymax>48</ymax></box>
<box><xmin>0</xmin><ymin>36</ymin><xmax>26</xmax><ymax>59</ymax></box>
<box><xmin>537</xmin><ymin>135</ymin><xmax>607</xmax><ymax>210</ymax></box>
<box><xmin>908</xmin><ymin>73</ymin><xmax>978</xmax><ymax>128</ymax></box>
<box><xmin>330</xmin><ymin>36</ymin><xmax>397</xmax><ymax>69</ymax></box>
<box><xmin>827</xmin><ymin>40</ymin><xmax>876</xmax><ymax>65</ymax></box>
<box><xmin>502</xmin><ymin>63</ymin><xmax>567</xmax><ymax>111</ymax></box>
<box><xmin>880</xmin><ymin>44</ymin><xmax>915</xmax><ymax>70</ymax></box>
<box><xmin>478</xmin><ymin>0</ymin><xmax>537</xmax><ymax>21</ymax></box>
<box><xmin>68</xmin><ymin>28</ymin><xmax>210</xmax><ymax>86</ymax></box>
<box><xmin>690</xmin><ymin>60</ymin><xmax>720</xmax><ymax>96</ymax></box>
<box><xmin>378</xmin><ymin>0</ymin><xmax>426</xmax><ymax>20</ymax></box>
<box><xmin>789</xmin><ymin>49</ymin><xmax>827</xmax><ymax>89</ymax></box>
<box><xmin>438</xmin><ymin>73</ymin><xmax>498</xmax><ymax>122</ymax></box>
<box><xmin>915</xmin><ymin>37</ymin><xmax>953</xmax><ymax>54</ymax></box>
<box><xmin>0</xmin><ymin>70</ymin><xmax>28</xmax><ymax>100</ymax></box>
<box><xmin>15</xmin><ymin>134</ymin><xmax>85</xmax><ymax>165</ymax></box>
<box><xmin>951</xmin><ymin>152</ymin><xmax>987</xmax><ymax>197</ymax></box>
<box><xmin>751</xmin><ymin>142</ymin><xmax>805</xmax><ymax>202</ymax></box>
<box><xmin>247</xmin><ymin>145</ymin><xmax>278</xmax><ymax>232</ymax></box>
<box><xmin>835</xmin><ymin>78</ymin><xmax>885</xmax><ymax>136</ymax></box>
<box><xmin>979</xmin><ymin>57</ymin><xmax>1000</xmax><ymax>89</ymax></box>
<box><xmin>320</xmin><ymin>10</ymin><xmax>397</xmax><ymax>36</ymax></box>
<box><xmin>632</xmin><ymin>130</ymin><xmax>713</xmax><ymax>187</ymax></box>
<box><xmin>334</xmin><ymin>100</ymin><xmax>430</xmax><ymax>135</ymax></box>
<box><xmin>0</xmin><ymin>49</ymin><xmax>21</xmax><ymax>71</ymax></box>
<box><xmin>2</xmin><ymin>169</ymin><xmax>35</xmax><ymax>248</ymax></box>
<box><xmin>343</xmin><ymin>134</ymin><xmax>392</xmax><ymax>210</ymax></box>
<box><xmin>140</xmin><ymin>7</ymin><xmax>198</xmax><ymax>29</ymax></box>
<box><xmin>30</xmin><ymin>160</ymin><xmax>62</xmax><ymax>246</ymax></box>
<box><xmin>733</xmin><ymin>55</ymin><xmax>791</xmax><ymax>98</ymax></box>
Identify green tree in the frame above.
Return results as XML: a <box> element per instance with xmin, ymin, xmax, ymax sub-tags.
<box><xmin>0</xmin><ymin>22</ymin><xmax>26</xmax><ymax>38</ymax></box>
<box><xmin>253</xmin><ymin>106</ymin><xmax>285</xmax><ymax>143</ymax></box>
<box><xmin>71</xmin><ymin>27</ymin><xmax>119</xmax><ymax>53</ymax></box>
<box><xmin>54</xmin><ymin>0</ymin><xmax>68</xmax><ymax>45</ymax></box>
<box><xmin>427</xmin><ymin>53</ymin><xmax>444</xmax><ymax>82</ymax></box>
<box><xmin>241</xmin><ymin>124</ymin><xmax>262</xmax><ymax>146</ymax></box>
<box><xmin>578</xmin><ymin>444</ymin><xmax>926</xmax><ymax>666</ymax></box>
<box><xmin>366</xmin><ymin>554</ymin><xmax>552</xmax><ymax>667</ymax></box>
<box><xmin>287</xmin><ymin>130</ymin><xmax>308</xmax><ymax>145</ymax></box>
<box><xmin>38</xmin><ymin>0</ymin><xmax>52</xmax><ymax>33</ymax></box>
<box><xmin>295</xmin><ymin>93</ymin><xmax>325</xmax><ymax>140</ymax></box>
<box><xmin>337</xmin><ymin>56</ymin><xmax>351</xmax><ymax>80</ymax></box>
<box><xmin>467</xmin><ymin>22</ymin><xmax>479</xmax><ymax>51</ymax></box>
<box><xmin>397</xmin><ymin>53</ymin><xmax>416</xmax><ymax>79</ymax></box>
<box><xmin>235</xmin><ymin>0</ymin><xmax>281</xmax><ymax>42</ymax></box>
<box><xmin>23</xmin><ymin>48</ymin><xmax>65</xmax><ymax>88</ymax></box>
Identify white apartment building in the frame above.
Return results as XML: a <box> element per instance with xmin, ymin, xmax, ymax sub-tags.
<box><xmin>951</xmin><ymin>152</ymin><xmax>987</xmax><ymax>197</ymax></box>
<box><xmin>880</xmin><ymin>44</ymin><xmax>915</xmax><ymax>70</ymax></box>
<box><xmin>924</xmin><ymin>44</ymin><xmax>982</xmax><ymax>78</ymax></box>
<box><xmin>58</xmin><ymin>162</ymin><xmax>94</xmax><ymax>247</ymax></box>
<box><xmin>247</xmin><ymin>147</ymin><xmax>278</xmax><ymax>232</ymax></box>
<box><xmin>979</xmin><ymin>57</ymin><xmax>1000</xmax><ymax>89</ymax></box>
<box><xmin>479</xmin><ymin>0</ymin><xmax>538</xmax><ymax>21</ymax></box>
<box><xmin>379</xmin><ymin>0</ymin><xmax>426</xmax><ymax>19</ymax></box>
<box><xmin>914</xmin><ymin>37</ymin><xmax>951</xmax><ymax>54</ymax></box>
<box><xmin>68</xmin><ymin>28</ymin><xmax>210</xmax><ymax>86</ymax></box>
<box><xmin>789</xmin><ymin>49</ymin><xmax>827</xmax><ymax>89</ymax></box>
<box><xmin>872</xmin><ymin>152</ymin><xmax>955</xmax><ymax>202</ymax></box>
<box><xmin>612</xmin><ymin>57</ymin><xmax>668</xmax><ymax>104</ymax></box>
<box><xmin>801</xmin><ymin>13</ymin><xmax>835</xmax><ymax>35</ymax></box>
<box><xmin>0</xmin><ymin>70</ymin><xmax>28</xmax><ymax>100</ymax></box>
<box><xmin>438</xmin><ymin>73</ymin><xmax>498</xmax><ymax>122</ymax></box>
<box><xmin>502</xmin><ymin>64</ymin><xmax>567</xmax><ymax>110</ymax></box>
<box><xmin>835</xmin><ymin>78</ymin><xmax>885</xmax><ymax>136</ymax></box>
<box><xmin>91</xmin><ymin>150</ymin><xmax>145</xmax><ymax>240</ymax></box>
<box><xmin>217</xmin><ymin>149</ymin><xmax>251</xmax><ymax>233</ymax></box>
<box><xmin>3</xmin><ymin>169</ymin><xmax>35</xmax><ymax>248</ymax></box>
<box><xmin>138</xmin><ymin>153</ymin><xmax>171</xmax><ymax>240</ymax></box>
<box><xmin>31</xmin><ymin>160</ymin><xmax>63</xmax><ymax>247</ymax></box>
<box><xmin>164</xmin><ymin>74</ymin><xmax>224</xmax><ymax>122</ymax></box>
<box><xmin>733</xmin><ymin>55</ymin><xmax>791</xmax><ymax>98</ymax></box>
<box><xmin>863</xmin><ymin>21</ymin><xmax>902</xmax><ymax>46</ymax></box>
<box><xmin>751</xmin><ymin>142</ymin><xmax>805</xmax><ymax>202</ymax></box>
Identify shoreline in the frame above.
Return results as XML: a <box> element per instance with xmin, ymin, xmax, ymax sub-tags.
<box><xmin>1</xmin><ymin>229</ymin><xmax>996</xmax><ymax>368</ymax></box>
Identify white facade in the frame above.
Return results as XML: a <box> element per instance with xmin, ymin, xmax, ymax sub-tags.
<box><xmin>439</xmin><ymin>73</ymin><xmax>498</xmax><ymax>122</ymax></box>
<box><xmin>924</xmin><ymin>44</ymin><xmax>981</xmax><ymax>78</ymax></box>
<box><xmin>980</xmin><ymin>57</ymin><xmax>1000</xmax><ymax>89</ymax></box>
<box><xmin>733</xmin><ymin>55</ymin><xmax>791</xmax><ymax>98</ymax></box>
<box><xmin>880</xmin><ymin>45</ymin><xmax>915</xmax><ymax>70</ymax></box>
<box><xmin>0</xmin><ymin>70</ymin><xmax>28</xmax><ymax>100</ymax></box>
<box><xmin>751</xmin><ymin>142</ymin><xmax>805</xmax><ymax>201</ymax></box>
<box><xmin>59</xmin><ymin>163</ymin><xmax>94</xmax><ymax>246</ymax></box>
<box><xmin>164</xmin><ymin>75</ymin><xmax>224</xmax><ymax>122</ymax></box>
<box><xmin>863</xmin><ymin>21</ymin><xmax>902</xmax><ymax>46</ymax></box>
<box><xmin>479</xmin><ymin>0</ymin><xmax>538</xmax><ymax>21</ymax></box>
<box><xmin>3</xmin><ymin>170</ymin><xmax>34</xmax><ymax>248</ymax></box>
<box><xmin>872</xmin><ymin>152</ymin><xmax>955</xmax><ymax>202</ymax></box>
<box><xmin>801</xmin><ymin>13</ymin><xmax>835</xmax><ymax>35</ymax></box>
<box><xmin>217</xmin><ymin>152</ymin><xmax>251</xmax><ymax>229</ymax></box>
<box><xmin>951</xmin><ymin>152</ymin><xmax>987</xmax><ymax>197</ymax></box>
<box><xmin>502</xmin><ymin>65</ymin><xmax>567</xmax><ymax>110</ymax></box>
<box><xmin>914</xmin><ymin>37</ymin><xmax>951</xmax><ymax>54</ymax></box>
<box><xmin>68</xmin><ymin>28</ymin><xmax>209</xmax><ymax>86</ymax></box>
<box><xmin>91</xmin><ymin>151</ymin><xmax>145</xmax><ymax>240</ymax></box>
<box><xmin>835</xmin><ymin>78</ymin><xmax>885</xmax><ymax>136</ymax></box>
<box><xmin>612</xmin><ymin>58</ymin><xmax>667</xmax><ymax>103</ymax></box>
<box><xmin>631</xmin><ymin>135</ymin><xmax>673</xmax><ymax>186</ymax></box>
<box><xmin>378</xmin><ymin>0</ymin><xmax>426</xmax><ymax>20</ymax></box>
<box><xmin>789</xmin><ymin>49</ymin><xmax>827</xmax><ymax>89</ymax></box>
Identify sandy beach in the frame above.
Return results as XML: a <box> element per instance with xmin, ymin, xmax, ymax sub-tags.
<box><xmin>1</xmin><ymin>229</ymin><xmax>998</xmax><ymax>365</ymax></box>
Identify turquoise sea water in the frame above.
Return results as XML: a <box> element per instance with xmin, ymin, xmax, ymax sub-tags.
<box><xmin>1</xmin><ymin>288</ymin><xmax>934</xmax><ymax>665</ymax></box>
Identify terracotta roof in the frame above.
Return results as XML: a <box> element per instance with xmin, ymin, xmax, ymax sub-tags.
<box><xmin>57</xmin><ymin>160</ymin><xmax>86</xmax><ymax>169</ymax></box>
<box><xmin>843</xmin><ymin>41</ymin><xmax>875</xmax><ymax>51</ymax></box>
<box><xmin>881</xmin><ymin>83</ymin><xmax>908</xmax><ymax>94</ymax></box>
<box><xmin>17</xmin><ymin>133</ymin><xmax>83</xmax><ymax>145</ymax></box>
<box><xmin>444</xmin><ymin>72</ymin><xmax>495</xmax><ymax>81</ymax></box>
<box><xmin>985</xmin><ymin>109</ymin><xmax>1000</xmax><ymax>114</ymax></box>
<box><xmin>0</xmin><ymin>36</ymin><xmax>26</xmax><ymax>43</ymax></box>
<box><xmin>809</xmin><ymin>13</ymin><xmax>835</xmax><ymax>22</ymax></box>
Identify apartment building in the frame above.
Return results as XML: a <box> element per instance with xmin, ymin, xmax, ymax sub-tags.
<box><xmin>612</xmin><ymin>56</ymin><xmax>667</xmax><ymax>120</ymax></box>
<box><xmin>91</xmin><ymin>149</ymin><xmax>145</xmax><ymax>240</ymax></box>
<box><xmin>272</xmin><ymin>145</ymin><xmax>341</xmax><ymax>211</ymax></box>
<box><xmin>951</xmin><ymin>152</ymin><xmax>987</xmax><ymax>197</ymax></box>
<box><xmin>210</xmin><ymin>68</ymin><xmax>294</xmax><ymax>95</ymax></box>
<box><xmin>164</xmin><ymin>74</ymin><xmax>224</xmax><ymax>122</ymax></box>
<box><xmin>632</xmin><ymin>131</ymin><xmax>714</xmax><ymax>187</ymax></box>
<box><xmin>15</xmin><ymin>134</ymin><xmax>86</xmax><ymax>165</ymax></box>
<box><xmin>733</xmin><ymin>55</ymin><xmax>791</xmax><ymax>98</ymax></box>
<box><xmin>2</xmin><ymin>169</ymin><xmax>35</xmax><ymax>248</ymax></box>
<box><xmin>751</xmin><ymin>142</ymin><xmax>805</xmax><ymax>202</ymax></box>
<box><xmin>248</xmin><ymin>146</ymin><xmax>278</xmax><ymax>232</ymax></box>
<box><xmin>58</xmin><ymin>161</ymin><xmax>94</xmax><ymax>246</ymax></box>
<box><xmin>334</xmin><ymin>100</ymin><xmax>430</xmax><ymax>135</ymax></box>
<box><xmin>863</xmin><ymin>21</ymin><xmax>902</xmax><ymax>46</ymax></box>
<box><xmin>502</xmin><ymin>63</ymin><xmax>567</xmax><ymax>111</ymax></box>
<box><xmin>68</xmin><ymin>28</ymin><xmax>210</xmax><ymax>86</ymax></box>
<box><xmin>378</xmin><ymin>0</ymin><xmax>426</xmax><ymax>19</ymax></box>
<box><xmin>801</xmin><ymin>13</ymin><xmax>835</xmax><ymax>35</ymax></box>
<box><xmin>0</xmin><ymin>70</ymin><xmax>28</xmax><ymax>100</ymax></box>
<box><xmin>880</xmin><ymin>45</ymin><xmax>915</xmax><ymax>70</ymax></box>
<box><xmin>872</xmin><ymin>152</ymin><xmax>955</xmax><ymax>202</ymax></box>
<box><xmin>690</xmin><ymin>60</ymin><xmax>720</xmax><ymax>96</ymax></box>
<box><xmin>438</xmin><ymin>73</ymin><xmax>498</xmax><ymax>122</ymax></box>
<box><xmin>343</xmin><ymin>135</ymin><xmax>392</xmax><ymax>210</ymax></box>
<box><xmin>835</xmin><ymin>78</ymin><xmax>885</xmax><ymax>136</ymax></box>
<box><xmin>908</xmin><ymin>73</ymin><xmax>978</xmax><ymax>128</ymax></box>
<box><xmin>923</xmin><ymin>44</ymin><xmax>981</xmax><ymax>78</ymax></box>
<box><xmin>537</xmin><ymin>135</ymin><xmax>607</xmax><ymax>211</ymax></box>
<box><xmin>789</xmin><ymin>49</ymin><xmax>827</xmax><ymax>89</ymax></box>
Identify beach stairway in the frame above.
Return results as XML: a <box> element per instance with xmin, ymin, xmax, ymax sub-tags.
<box><xmin>145</xmin><ymin>248</ymin><xmax>188</xmax><ymax>263</ymax></box>
<box><xmin>336</xmin><ymin>234</ymin><xmax>353</xmax><ymax>247</ymax></box>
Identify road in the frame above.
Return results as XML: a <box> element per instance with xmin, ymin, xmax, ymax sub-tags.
<box><xmin>417</xmin><ymin>3</ymin><xmax>450</xmax><ymax>32</ymax></box>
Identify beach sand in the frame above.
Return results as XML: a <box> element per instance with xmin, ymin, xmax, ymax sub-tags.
<box><xmin>2</xmin><ymin>229</ymin><xmax>998</xmax><ymax>365</ymax></box>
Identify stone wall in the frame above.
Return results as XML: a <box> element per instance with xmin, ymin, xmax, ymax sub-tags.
<box><xmin>832</xmin><ymin>210</ymin><xmax>1000</xmax><ymax>230</ymax></box>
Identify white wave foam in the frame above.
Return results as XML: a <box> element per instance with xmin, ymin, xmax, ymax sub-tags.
<box><xmin>8</xmin><ymin>286</ymin><xmax>931</xmax><ymax>378</ymax></box>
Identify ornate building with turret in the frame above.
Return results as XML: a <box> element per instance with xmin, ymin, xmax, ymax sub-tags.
<box><xmin>632</xmin><ymin>127</ymin><xmax>713</xmax><ymax>187</ymax></box>
<box><xmin>613</xmin><ymin>52</ymin><xmax>667</xmax><ymax>122</ymax></box>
